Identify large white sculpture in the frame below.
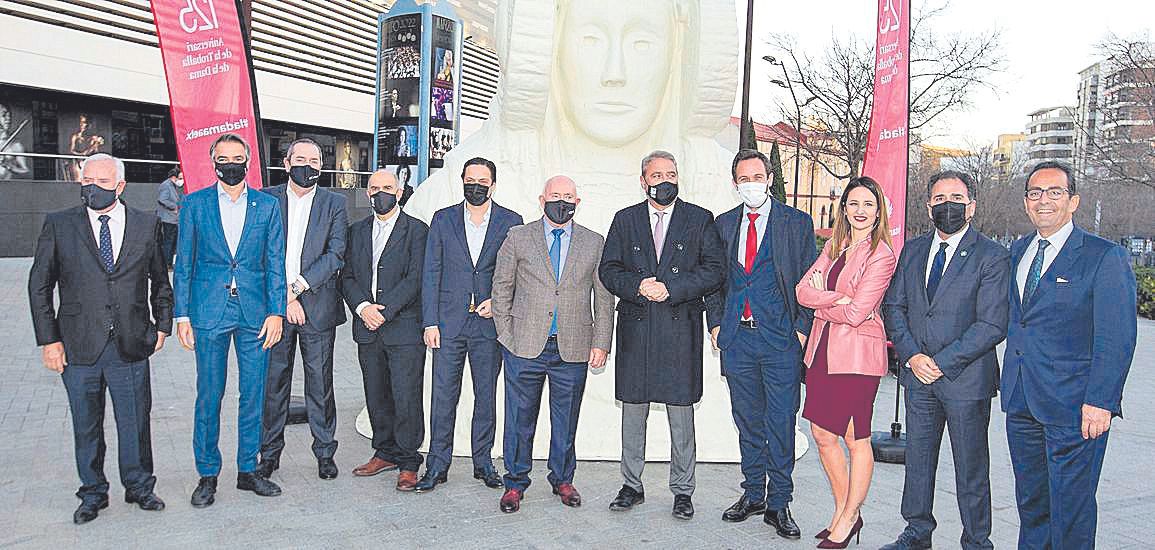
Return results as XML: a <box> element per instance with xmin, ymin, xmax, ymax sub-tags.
<box><xmin>366</xmin><ymin>0</ymin><xmax>808</xmax><ymax>462</ymax></box>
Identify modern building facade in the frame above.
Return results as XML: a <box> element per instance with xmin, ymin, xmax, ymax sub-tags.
<box><xmin>1024</xmin><ymin>106</ymin><xmax>1076</xmax><ymax>172</ymax></box>
<box><xmin>1075</xmin><ymin>63</ymin><xmax>1104</xmax><ymax>178</ymax></box>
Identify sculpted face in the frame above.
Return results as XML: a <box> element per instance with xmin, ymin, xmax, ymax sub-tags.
<box><xmin>557</xmin><ymin>0</ymin><xmax>675</xmax><ymax>146</ymax></box>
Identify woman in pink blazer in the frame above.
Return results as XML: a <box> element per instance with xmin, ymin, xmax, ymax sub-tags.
<box><xmin>796</xmin><ymin>177</ymin><xmax>897</xmax><ymax>549</ymax></box>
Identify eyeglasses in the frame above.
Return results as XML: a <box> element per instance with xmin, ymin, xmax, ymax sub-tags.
<box><xmin>1024</xmin><ymin>187</ymin><xmax>1071</xmax><ymax>201</ymax></box>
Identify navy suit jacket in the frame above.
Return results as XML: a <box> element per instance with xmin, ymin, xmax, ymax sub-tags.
<box><xmin>174</xmin><ymin>185</ymin><xmax>286</xmax><ymax>329</ymax></box>
<box><xmin>264</xmin><ymin>184</ymin><xmax>349</xmax><ymax>331</ymax></box>
<box><xmin>1002</xmin><ymin>225</ymin><xmax>1137</xmax><ymax>426</ymax></box>
<box><xmin>422</xmin><ymin>201</ymin><xmax>523</xmax><ymax>340</ymax></box>
<box><xmin>705</xmin><ymin>200</ymin><xmax>818</xmax><ymax>351</ymax></box>
<box><xmin>882</xmin><ymin>227</ymin><xmax>1011</xmax><ymax>400</ymax></box>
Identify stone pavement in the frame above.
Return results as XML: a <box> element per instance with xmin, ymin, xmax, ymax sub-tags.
<box><xmin>1</xmin><ymin>256</ymin><xmax>1152</xmax><ymax>549</ymax></box>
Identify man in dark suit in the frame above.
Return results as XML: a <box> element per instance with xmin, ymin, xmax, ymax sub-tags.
<box><xmin>491</xmin><ymin>175</ymin><xmax>615</xmax><ymax>513</ymax></box>
<box><xmin>1002</xmin><ymin>161</ymin><xmax>1136</xmax><ymax>549</ymax></box>
<box><xmin>257</xmin><ymin>138</ymin><xmax>348</xmax><ymax>481</ymax></box>
<box><xmin>415</xmin><ymin>157</ymin><xmax>523</xmax><ymax>492</ymax></box>
<box><xmin>29</xmin><ymin>153</ymin><xmax>172</xmax><ymax>523</ymax></box>
<box><xmin>340</xmin><ymin>169</ymin><xmax>428</xmax><ymax>491</ymax></box>
<box><xmin>880</xmin><ymin>171</ymin><xmax>1011</xmax><ymax>550</ymax></box>
<box><xmin>704</xmin><ymin>149</ymin><xmax>818</xmax><ymax>538</ymax></box>
<box><xmin>175</xmin><ymin>133</ymin><xmax>286</xmax><ymax>507</ymax></box>
<box><xmin>599</xmin><ymin>150</ymin><xmax>726</xmax><ymax>521</ymax></box>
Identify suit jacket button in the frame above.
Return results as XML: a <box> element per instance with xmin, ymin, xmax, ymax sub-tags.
<box><xmin>1020</xmin><ymin>322</ymin><xmax>1027</xmax><ymax>328</ymax></box>
<box><xmin>637</xmin><ymin>267</ymin><xmax>643</xmax><ymax>274</ymax></box>
<box><xmin>1015</xmin><ymin>350</ymin><xmax>1022</xmax><ymax>356</ymax></box>
<box><xmin>231</xmin><ymin>262</ymin><xmax>238</xmax><ymax>269</ymax></box>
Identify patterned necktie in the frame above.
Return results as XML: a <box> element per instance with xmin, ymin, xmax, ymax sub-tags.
<box><xmin>742</xmin><ymin>213</ymin><xmax>760</xmax><ymax>319</ymax></box>
<box><xmin>653</xmin><ymin>211</ymin><xmax>666</xmax><ymax>261</ymax></box>
<box><xmin>98</xmin><ymin>214</ymin><xmax>114</xmax><ymax>273</ymax></box>
<box><xmin>549</xmin><ymin>228</ymin><xmax>564</xmax><ymax>336</ymax></box>
<box><xmin>1023</xmin><ymin>239</ymin><xmax>1050</xmax><ymax>304</ymax></box>
<box><xmin>926</xmin><ymin>242</ymin><xmax>949</xmax><ymax>303</ymax></box>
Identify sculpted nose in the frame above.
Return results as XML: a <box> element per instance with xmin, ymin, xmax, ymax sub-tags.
<box><xmin>601</xmin><ymin>41</ymin><xmax>626</xmax><ymax>87</ymax></box>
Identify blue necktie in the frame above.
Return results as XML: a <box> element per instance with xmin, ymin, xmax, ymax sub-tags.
<box><xmin>98</xmin><ymin>214</ymin><xmax>114</xmax><ymax>273</ymax></box>
<box><xmin>549</xmin><ymin>228</ymin><xmax>564</xmax><ymax>336</ymax></box>
<box><xmin>1023</xmin><ymin>239</ymin><xmax>1050</xmax><ymax>304</ymax></box>
<box><xmin>926</xmin><ymin>242</ymin><xmax>948</xmax><ymax>303</ymax></box>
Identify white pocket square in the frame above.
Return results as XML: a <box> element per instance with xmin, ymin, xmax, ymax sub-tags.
<box><xmin>1056</xmin><ymin>277</ymin><xmax>1070</xmax><ymax>284</ymax></box>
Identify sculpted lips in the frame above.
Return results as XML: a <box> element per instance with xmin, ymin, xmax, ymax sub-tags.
<box><xmin>593</xmin><ymin>101</ymin><xmax>636</xmax><ymax>114</ymax></box>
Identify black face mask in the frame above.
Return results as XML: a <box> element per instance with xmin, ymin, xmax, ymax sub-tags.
<box><xmin>543</xmin><ymin>199</ymin><xmax>576</xmax><ymax>225</ymax></box>
<box><xmin>931</xmin><ymin>201</ymin><xmax>969</xmax><ymax>235</ymax></box>
<box><xmin>81</xmin><ymin>184</ymin><xmax>118</xmax><ymax>211</ymax></box>
<box><xmin>288</xmin><ymin>165</ymin><xmax>320</xmax><ymax>188</ymax></box>
<box><xmin>647</xmin><ymin>180</ymin><xmax>678</xmax><ymax>206</ymax></box>
<box><xmin>463</xmin><ymin>183</ymin><xmax>490</xmax><ymax>207</ymax></box>
<box><xmin>371</xmin><ymin>191</ymin><xmax>398</xmax><ymax>216</ymax></box>
<box><xmin>215</xmin><ymin>162</ymin><xmax>247</xmax><ymax>186</ymax></box>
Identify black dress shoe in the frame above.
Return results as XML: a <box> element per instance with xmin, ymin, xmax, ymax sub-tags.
<box><xmin>73</xmin><ymin>498</ymin><xmax>108</xmax><ymax>524</ymax></box>
<box><xmin>764</xmin><ymin>505</ymin><xmax>802</xmax><ymax>539</ymax></box>
<box><xmin>721</xmin><ymin>495</ymin><xmax>766</xmax><ymax>522</ymax></box>
<box><xmin>125</xmin><ymin>491</ymin><xmax>166</xmax><ymax>511</ymax></box>
<box><xmin>879</xmin><ymin>531</ymin><xmax>932</xmax><ymax>550</ymax></box>
<box><xmin>672</xmin><ymin>494</ymin><xmax>695</xmax><ymax>520</ymax></box>
<box><xmin>473</xmin><ymin>467</ymin><xmax>503</xmax><ymax>489</ymax></box>
<box><xmin>414</xmin><ymin>470</ymin><xmax>448</xmax><ymax>493</ymax></box>
<box><xmin>237</xmin><ymin>472</ymin><xmax>282</xmax><ymax>497</ymax></box>
<box><xmin>318</xmin><ymin>458</ymin><xmax>338</xmax><ymax>480</ymax></box>
<box><xmin>190</xmin><ymin>476</ymin><xmax>217</xmax><ymax>508</ymax></box>
<box><xmin>255</xmin><ymin>459</ymin><xmax>278</xmax><ymax>479</ymax></box>
<box><xmin>608</xmin><ymin>485</ymin><xmax>645</xmax><ymax>511</ymax></box>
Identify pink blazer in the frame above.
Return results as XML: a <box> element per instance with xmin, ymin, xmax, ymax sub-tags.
<box><xmin>795</xmin><ymin>239</ymin><xmax>898</xmax><ymax>377</ymax></box>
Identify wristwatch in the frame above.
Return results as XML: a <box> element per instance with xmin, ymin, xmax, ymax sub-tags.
<box><xmin>290</xmin><ymin>281</ymin><xmax>304</xmax><ymax>296</ymax></box>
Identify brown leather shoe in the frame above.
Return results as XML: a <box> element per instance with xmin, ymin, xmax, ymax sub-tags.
<box><xmin>396</xmin><ymin>470</ymin><xmax>418</xmax><ymax>491</ymax></box>
<box><xmin>353</xmin><ymin>457</ymin><xmax>398</xmax><ymax>477</ymax></box>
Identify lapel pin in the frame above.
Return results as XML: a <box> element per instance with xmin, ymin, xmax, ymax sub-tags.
<box><xmin>675</xmin><ymin>243</ymin><xmax>684</xmax><ymax>250</ymax></box>
<box><xmin>960</xmin><ymin>250</ymin><xmax>968</xmax><ymax>257</ymax></box>
<box><xmin>251</xmin><ymin>201</ymin><xmax>257</xmax><ymax>207</ymax></box>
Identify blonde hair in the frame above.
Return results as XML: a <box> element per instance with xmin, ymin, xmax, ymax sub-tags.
<box><xmin>828</xmin><ymin>176</ymin><xmax>892</xmax><ymax>260</ymax></box>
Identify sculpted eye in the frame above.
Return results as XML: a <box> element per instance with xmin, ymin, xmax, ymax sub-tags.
<box><xmin>582</xmin><ymin>35</ymin><xmax>599</xmax><ymax>47</ymax></box>
<box><xmin>634</xmin><ymin>39</ymin><xmax>651</xmax><ymax>52</ymax></box>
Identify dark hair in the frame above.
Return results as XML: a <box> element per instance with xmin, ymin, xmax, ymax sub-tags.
<box><xmin>167</xmin><ymin>167</ymin><xmax>182</xmax><ymax>179</ymax></box>
<box><xmin>730</xmin><ymin>149</ymin><xmax>772</xmax><ymax>181</ymax></box>
<box><xmin>829</xmin><ymin>176</ymin><xmax>892</xmax><ymax>260</ymax></box>
<box><xmin>926</xmin><ymin>170</ymin><xmax>976</xmax><ymax>200</ymax></box>
<box><xmin>1026</xmin><ymin>161</ymin><xmax>1077</xmax><ymax>194</ymax></box>
<box><xmin>209</xmin><ymin>133</ymin><xmax>250</xmax><ymax>159</ymax></box>
<box><xmin>285</xmin><ymin>137</ymin><xmax>322</xmax><ymax>162</ymax></box>
<box><xmin>461</xmin><ymin>157</ymin><xmax>497</xmax><ymax>182</ymax></box>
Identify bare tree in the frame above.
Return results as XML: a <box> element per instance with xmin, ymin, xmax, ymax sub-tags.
<box><xmin>769</xmin><ymin>0</ymin><xmax>1005</xmax><ymax>181</ymax></box>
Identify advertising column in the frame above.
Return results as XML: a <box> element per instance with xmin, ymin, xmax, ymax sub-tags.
<box><xmin>151</xmin><ymin>0</ymin><xmax>265</xmax><ymax>192</ymax></box>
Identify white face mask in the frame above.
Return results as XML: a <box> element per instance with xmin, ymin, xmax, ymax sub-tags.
<box><xmin>173</xmin><ymin>178</ymin><xmax>184</xmax><ymax>187</ymax></box>
<box><xmin>736</xmin><ymin>182</ymin><xmax>769</xmax><ymax>209</ymax></box>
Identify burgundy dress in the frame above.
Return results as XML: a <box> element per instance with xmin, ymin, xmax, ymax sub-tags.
<box><xmin>801</xmin><ymin>253</ymin><xmax>882</xmax><ymax>440</ymax></box>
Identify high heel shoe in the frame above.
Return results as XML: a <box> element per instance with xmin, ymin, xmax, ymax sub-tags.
<box><xmin>816</xmin><ymin>516</ymin><xmax>864</xmax><ymax>549</ymax></box>
<box><xmin>814</xmin><ymin>529</ymin><xmax>830</xmax><ymax>540</ymax></box>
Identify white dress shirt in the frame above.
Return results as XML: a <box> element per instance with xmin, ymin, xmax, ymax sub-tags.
<box><xmin>285</xmin><ymin>186</ymin><xmax>317</xmax><ymax>290</ymax></box>
<box><xmin>737</xmin><ymin>199</ymin><xmax>772</xmax><ymax>266</ymax></box>
<box><xmin>1016</xmin><ymin>220</ymin><xmax>1075</xmax><ymax>300</ymax></box>
<box><xmin>464</xmin><ymin>202</ymin><xmax>491</xmax><ymax>266</ymax></box>
<box><xmin>355</xmin><ymin>214</ymin><xmax>399</xmax><ymax>316</ymax></box>
<box><xmin>87</xmin><ymin>200</ymin><xmax>126</xmax><ymax>263</ymax></box>
<box><xmin>648</xmin><ymin>200</ymin><xmax>675</xmax><ymax>259</ymax></box>
<box><xmin>924</xmin><ymin>224</ymin><xmax>970</xmax><ymax>285</ymax></box>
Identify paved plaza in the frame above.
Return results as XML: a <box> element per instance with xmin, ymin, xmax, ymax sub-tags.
<box><xmin>0</xmin><ymin>256</ymin><xmax>1152</xmax><ymax>549</ymax></box>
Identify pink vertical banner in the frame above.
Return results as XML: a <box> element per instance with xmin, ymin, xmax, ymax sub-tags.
<box><xmin>862</xmin><ymin>0</ymin><xmax>910</xmax><ymax>254</ymax></box>
<box><xmin>151</xmin><ymin>0</ymin><xmax>264</xmax><ymax>193</ymax></box>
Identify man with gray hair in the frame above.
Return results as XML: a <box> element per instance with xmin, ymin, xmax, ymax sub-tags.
<box><xmin>29</xmin><ymin>153</ymin><xmax>173</xmax><ymax>523</ymax></box>
<box><xmin>599</xmin><ymin>150</ymin><xmax>726</xmax><ymax>520</ymax></box>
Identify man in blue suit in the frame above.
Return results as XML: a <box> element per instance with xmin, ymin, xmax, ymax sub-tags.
<box><xmin>175</xmin><ymin>133</ymin><xmax>286</xmax><ymax>507</ymax></box>
<box><xmin>415</xmin><ymin>157</ymin><xmax>523</xmax><ymax>492</ymax></box>
<box><xmin>880</xmin><ymin>171</ymin><xmax>1011</xmax><ymax>550</ymax></box>
<box><xmin>1003</xmin><ymin>161</ymin><xmax>1136</xmax><ymax>549</ymax></box>
<box><xmin>704</xmin><ymin>149</ymin><xmax>817</xmax><ymax>538</ymax></box>
<box><xmin>257</xmin><ymin>138</ymin><xmax>348</xmax><ymax>482</ymax></box>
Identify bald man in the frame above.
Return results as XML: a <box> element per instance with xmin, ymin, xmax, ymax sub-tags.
<box><xmin>339</xmin><ymin>170</ymin><xmax>429</xmax><ymax>491</ymax></box>
<box><xmin>490</xmin><ymin>175</ymin><xmax>615</xmax><ymax>513</ymax></box>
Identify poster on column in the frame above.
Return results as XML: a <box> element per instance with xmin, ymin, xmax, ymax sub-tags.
<box><xmin>150</xmin><ymin>0</ymin><xmax>265</xmax><ymax>193</ymax></box>
<box><xmin>376</xmin><ymin>13</ymin><xmax>423</xmax><ymax>169</ymax></box>
<box><xmin>862</xmin><ymin>0</ymin><xmax>910</xmax><ymax>253</ymax></box>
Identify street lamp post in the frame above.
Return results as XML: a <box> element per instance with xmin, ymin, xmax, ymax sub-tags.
<box><xmin>739</xmin><ymin>0</ymin><xmax>756</xmax><ymax>149</ymax></box>
<box><xmin>764</xmin><ymin>55</ymin><xmax>804</xmax><ymax>208</ymax></box>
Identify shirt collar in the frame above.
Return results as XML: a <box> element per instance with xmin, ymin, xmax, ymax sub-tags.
<box><xmin>87</xmin><ymin>200</ymin><xmax>125</xmax><ymax>222</ymax></box>
<box><xmin>648</xmin><ymin>200</ymin><xmax>675</xmax><ymax>219</ymax></box>
<box><xmin>217</xmin><ymin>182</ymin><xmax>249</xmax><ymax>203</ymax></box>
<box><xmin>465</xmin><ymin>202</ymin><xmax>491</xmax><ymax>226</ymax></box>
<box><xmin>542</xmin><ymin>217</ymin><xmax>572</xmax><ymax>237</ymax></box>
<box><xmin>934</xmin><ymin>224</ymin><xmax>969</xmax><ymax>250</ymax></box>
<box><xmin>1033</xmin><ymin>220</ymin><xmax>1075</xmax><ymax>250</ymax></box>
<box><xmin>743</xmin><ymin>199</ymin><xmax>773</xmax><ymax>219</ymax></box>
<box><xmin>287</xmin><ymin>185</ymin><xmax>316</xmax><ymax>203</ymax></box>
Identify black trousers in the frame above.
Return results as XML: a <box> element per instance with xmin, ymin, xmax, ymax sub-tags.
<box><xmin>357</xmin><ymin>339</ymin><xmax>425</xmax><ymax>472</ymax></box>
<box><xmin>260</xmin><ymin>323</ymin><xmax>338</xmax><ymax>463</ymax></box>
<box><xmin>159</xmin><ymin>222</ymin><xmax>178</xmax><ymax>268</ymax></box>
<box><xmin>61</xmin><ymin>339</ymin><xmax>156</xmax><ymax>503</ymax></box>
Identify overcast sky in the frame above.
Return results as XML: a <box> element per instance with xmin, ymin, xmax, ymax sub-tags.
<box><xmin>735</xmin><ymin>0</ymin><xmax>1153</xmax><ymax>148</ymax></box>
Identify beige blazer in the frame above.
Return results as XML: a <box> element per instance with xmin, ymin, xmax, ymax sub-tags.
<box><xmin>491</xmin><ymin>217</ymin><xmax>615</xmax><ymax>362</ymax></box>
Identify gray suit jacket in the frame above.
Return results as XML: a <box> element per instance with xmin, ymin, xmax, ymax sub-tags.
<box><xmin>492</xmin><ymin>217</ymin><xmax>615</xmax><ymax>363</ymax></box>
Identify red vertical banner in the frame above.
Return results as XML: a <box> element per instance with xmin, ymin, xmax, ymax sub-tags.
<box><xmin>151</xmin><ymin>0</ymin><xmax>264</xmax><ymax>193</ymax></box>
<box><xmin>863</xmin><ymin>0</ymin><xmax>910</xmax><ymax>254</ymax></box>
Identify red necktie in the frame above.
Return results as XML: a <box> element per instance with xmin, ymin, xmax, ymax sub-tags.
<box><xmin>743</xmin><ymin>213</ymin><xmax>759</xmax><ymax>319</ymax></box>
